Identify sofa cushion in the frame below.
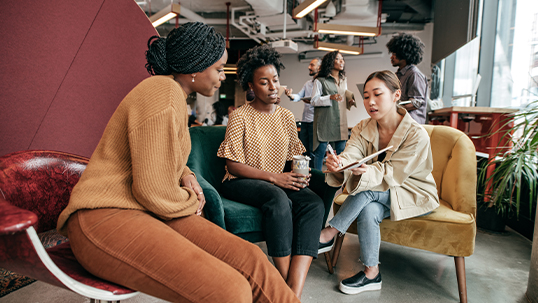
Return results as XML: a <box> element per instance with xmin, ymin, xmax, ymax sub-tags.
<box><xmin>222</xmin><ymin>196</ymin><xmax>263</xmax><ymax>235</ymax></box>
<box><xmin>334</xmin><ymin>195</ymin><xmax>476</xmax><ymax>257</ymax></box>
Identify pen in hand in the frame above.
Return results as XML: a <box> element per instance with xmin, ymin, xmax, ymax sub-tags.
<box><xmin>326</xmin><ymin>144</ymin><xmax>343</xmax><ymax>168</ymax></box>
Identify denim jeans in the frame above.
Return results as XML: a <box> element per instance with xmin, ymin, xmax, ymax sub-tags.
<box><xmin>299</xmin><ymin>122</ymin><xmax>314</xmax><ymax>166</ymax></box>
<box><xmin>328</xmin><ymin>190</ymin><xmax>391</xmax><ymax>267</ymax></box>
<box><xmin>313</xmin><ymin>140</ymin><xmax>346</xmax><ymax>170</ymax></box>
<box><xmin>220</xmin><ymin>178</ymin><xmax>325</xmax><ymax>258</ymax></box>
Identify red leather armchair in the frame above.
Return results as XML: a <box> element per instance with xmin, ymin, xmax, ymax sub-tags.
<box><xmin>0</xmin><ymin>150</ymin><xmax>138</xmax><ymax>302</ymax></box>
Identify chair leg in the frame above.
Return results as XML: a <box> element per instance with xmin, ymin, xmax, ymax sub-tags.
<box><xmin>330</xmin><ymin>233</ymin><xmax>345</xmax><ymax>270</ymax></box>
<box><xmin>454</xmin><ymin>256</ymin><xmax>468</xmax><ymax>303</ymax></box>
<box><xmin>324</xmin><ymin>252</ymin><xmax>334</xmax><ymax>274</ymax></box>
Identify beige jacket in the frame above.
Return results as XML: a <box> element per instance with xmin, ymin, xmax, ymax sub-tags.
<box><xmin>326</xmin><ymin>108</ymin><xmax>439</xmax><ymax>221</ymax></box>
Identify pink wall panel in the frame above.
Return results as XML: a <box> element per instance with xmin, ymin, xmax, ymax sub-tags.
<box><xmin>0</xmin><ymin>0</ymin><xmax>158</xmax><ymax>158</ymax></box>
<box><xmin>0</xmin><ymin>1</ymin><xmax>103</xmax><ymax>156</ymax></box>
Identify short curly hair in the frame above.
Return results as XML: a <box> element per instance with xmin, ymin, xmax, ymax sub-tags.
<box><xmin>236</xmin><ymin>44</ymin><xmax>285</xmax><ymax>91</ymax></box>
<box><xmin>386</xmin><ymin>33</ymin><xmax>425</xmax><ymax>65</ymax></box>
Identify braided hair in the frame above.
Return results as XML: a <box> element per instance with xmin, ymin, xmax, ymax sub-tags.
<box><xmin>316</xmin><ymin>51</ymin><xmax>345</xmax><ymax>80</ymax></box>
<box><xmin>386</xmin><ymin>33</ymin><xmax>425</xmax><ymax>65</ymax></box>
<box><xmin>236</xmin><ymin>44</ymin><xmax>285</xmax><ymax>91</ymax></box>
<box><xmin>145</xmin><ymin>22</ymin><xmax>225</xmax><ymax>75</ymax></box>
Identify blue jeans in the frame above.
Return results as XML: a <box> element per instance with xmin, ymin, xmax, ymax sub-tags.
<box><xmin>220</xmin><ymin>178</ymin><xmax>325</xmax><ymax>258</ymax></box>
<box><xmin>313</xmin><ymin>140</ymin><xmax>346</xmax><ymax>170</ymax></box>
<box><xmin>328</xmin><ymin>190</ymin><xmax>391</xmax><ymax>267</ymax></box>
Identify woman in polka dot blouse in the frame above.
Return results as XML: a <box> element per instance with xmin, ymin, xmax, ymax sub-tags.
<box><xmin>217</xmin><ymin>45</ymin><xmax>325</xmax><ymax>300</ymax></box>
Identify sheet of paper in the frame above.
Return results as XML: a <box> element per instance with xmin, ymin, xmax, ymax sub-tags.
<box><xmin>278</xmin><ymin>85</ymin><xmax>287</xmax><ymax>97</ymax></box>
<box><xmin>323</xmin><ymin>145</ymin><xmax>393</xmax><ymax>173</ymax></box>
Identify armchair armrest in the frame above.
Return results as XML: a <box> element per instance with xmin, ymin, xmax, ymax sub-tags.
<box><xmin>196</xmin><ymin>174</ymin><xmax>226</xmax><ymax>229</ymax></box>
<box><xmin>0</xmin><ymin>196</ymin><xmax>37</xmax><ymax>235</ymax></box>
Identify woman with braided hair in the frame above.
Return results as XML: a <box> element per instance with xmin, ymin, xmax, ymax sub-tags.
<box><xmin>217</xmin><ymin>44</ymin><xmax>325</xmax><ymax>299</ymax></box>
<box><xmin>57</xmin><ymin>22</ymin><xmax>299</xmax><ymax>303</ymax></box>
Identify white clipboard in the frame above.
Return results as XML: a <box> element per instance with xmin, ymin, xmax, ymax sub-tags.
<box><xmin>323</xmin><ymin>145</ymin><xmax>393</xmax><ymax>173</ymax></box>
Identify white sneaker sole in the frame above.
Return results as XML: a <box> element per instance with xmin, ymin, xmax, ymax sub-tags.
<box><xmin>317</xmin><ymin>244</ymin><xmax>334</xmax><ymax>254</ymax></box>
<box><xmin>339</xmin><ymin>281</ymin><xmax>382</xmax><ymax>295</ymax></box>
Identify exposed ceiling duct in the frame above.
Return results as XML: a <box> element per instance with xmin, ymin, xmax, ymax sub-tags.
<box><xmin>138</xmin><ymin>0</ymin><xmax>432</xmax><ymax>52</ymax></box>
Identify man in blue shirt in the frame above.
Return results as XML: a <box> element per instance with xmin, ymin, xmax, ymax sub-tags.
<box><xmin>285</xmin><ymin>58</ymin><xmax>321</xmax><ymax>163</ymax></box>
<box><xmin>387</xmin><ymin>33</ymin><xmax>428</xmax><ymax>124</ymax></box>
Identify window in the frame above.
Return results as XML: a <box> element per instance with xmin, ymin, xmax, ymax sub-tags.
<box><xmin>491</xmin><ymin>0</ymin><xmax>538</xmax><ymax>108</ymax></box>
<box><xmin>452</xmin><ymin>37</ymin><xmax>481</xmax><ymax>106</ymax></box>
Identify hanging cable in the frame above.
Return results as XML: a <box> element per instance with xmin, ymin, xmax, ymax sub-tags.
<box><xmin>314</xmin><ymin>7</ymin><xmax>319</xmax><ymax>48</ymax></box>
<box><xmin>226</xmin><ymin>2</ymin><xmax>231</xmax><ymax>48</ymax></box>
<box><xmin>377</xmin><ymin>0</ymin><xmax>383</xmax><ymax>36</ymax></box>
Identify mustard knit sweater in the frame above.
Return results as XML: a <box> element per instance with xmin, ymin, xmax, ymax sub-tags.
<box><xmin>57</xmin><ymin>75</ymin><xmax>199</xmax><ymax>236</ymax></box>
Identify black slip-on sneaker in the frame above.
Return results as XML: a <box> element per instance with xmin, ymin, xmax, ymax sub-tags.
<box><xmin>318</xmin><ymin>237</ymin><xmax>335</xmax><ymax>254</ymax></box>
<box><xmin>339</xmin><ymin>271</ymin><xmax>382</xmax><ymax>295</ymax></box>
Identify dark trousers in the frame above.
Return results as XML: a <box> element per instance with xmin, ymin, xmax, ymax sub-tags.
<box><xmin>299</xmin><ymin>122</ymin><xmax>314</xmax><ymax>164</ymax></box>
<box><xmin>220</xmin><ymin>178</ymin><xmax>325</xmax><ymax>258</ymax></box>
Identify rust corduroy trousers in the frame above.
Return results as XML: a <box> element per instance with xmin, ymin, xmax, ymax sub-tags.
<box><xmin>67</xmin><ymin>208</ymin><xmax>299</xmax><ymax>303</ymax></box>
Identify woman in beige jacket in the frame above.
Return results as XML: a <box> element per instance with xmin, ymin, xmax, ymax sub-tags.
<box><xmin>319</xmin><ymin>70</ymin><xmax>439</xmax><ymax>295</ymax></box>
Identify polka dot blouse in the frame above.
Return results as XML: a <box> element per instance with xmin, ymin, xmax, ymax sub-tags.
<box><xmin>217</xmin><ymin>103</ymin><xmax>305</xmax><ymax>181</ymax></box>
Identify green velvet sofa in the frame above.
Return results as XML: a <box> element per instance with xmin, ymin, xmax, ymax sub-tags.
<box><xmin>186</xmin><ymin>126</ymin><xmax>339</xmax><ymax>243</ymax></box>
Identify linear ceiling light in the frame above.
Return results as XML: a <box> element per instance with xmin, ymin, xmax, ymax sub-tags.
<box><xmin>316</xmin><ymin>23</ymin><xmax>379</xmax><ymax>37</ymax></box>
<box><xmin>224</xmin><ymin>64</ymin><xmax>237</xmax><ymax>74</ymax></box>
<box><xmin>149</xmin><ymin>4</ymin><xmax>181</xmax><ymax>27</ymax></box>
<box><xmin>315</xmin><ymin>41</ymin><xmax>363</xmax><ymax>55</ymax></box>
<box><xmin>293</xmin><ymin>0</ymin><xmax>328</xmax><ymax>19</ymax></box>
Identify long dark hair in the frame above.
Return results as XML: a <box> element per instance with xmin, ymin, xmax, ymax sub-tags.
<box><xmin>316</xmin><ymin>51</ymin><xmax>345</xmax><ymax>80</ymax></box>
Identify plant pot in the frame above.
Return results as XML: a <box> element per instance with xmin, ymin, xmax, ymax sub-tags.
<box><xmin>526</xmin><ymin>203</ymin><xmax>538</xmax><ymax>303</ymax></box>
<box><xmin>476</xmin><ymin>203</ymin><xmax>506</xmax><ymax>232</ymax></box>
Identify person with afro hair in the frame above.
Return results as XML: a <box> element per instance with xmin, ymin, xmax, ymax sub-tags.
<box><xmin>217</xmin><ymin>44</ymin><xmax>325</xmax><ymax>299</ymax></box>
<box><xmin>386</xmin><ymin>33</ymin><xmax>428</xmax><ymax>124</ymax></box>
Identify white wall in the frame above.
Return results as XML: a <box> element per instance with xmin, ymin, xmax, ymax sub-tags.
<box><xmin>278</xmin><ymin>23</ymin><xmax>434</xmax><ymax>127</ymax></box>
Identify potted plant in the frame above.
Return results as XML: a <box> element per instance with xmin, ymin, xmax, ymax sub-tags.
<box><xmin>477</xmin><ymin>99</ymin><xmax>538</xmax><ymax>232</ymax></box>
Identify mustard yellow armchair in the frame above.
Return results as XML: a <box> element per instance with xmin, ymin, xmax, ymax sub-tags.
<box><xmin>329</xmin><ymin>125</ymin><xmax>477</xmax><ymax>303</ymax></box>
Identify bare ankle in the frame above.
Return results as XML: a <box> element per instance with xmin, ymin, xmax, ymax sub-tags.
<box><xmin>364</xmin><ymin>265</ymin><xmax>379</xmax><ymax>279</ymax></box>
<box><xmin>319</xmin><ymin>227</ymin><xmax>337</xmax><ymax>242</ymax></box>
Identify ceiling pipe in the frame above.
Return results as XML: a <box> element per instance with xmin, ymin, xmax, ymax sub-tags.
<box><xmin>255</xmin><ymin>30</ymin><xmax>313</xmax><ymax>39</ymax></box>
<box><xmin>177</xmin><ymin>5</ymin><xmax>206</xmax><ymax>23</ymax></box>
<box><xmin>163</xmin><ymin>18</ymin><xmax>227</xmax><ymax>25</ymax></box>
<box><xmin>346</xmin><ymin>35</ymin><xmax>354</xmax><ymax>46</ymax></box>
<box><xmin>231</xmin><ymin>6</ymin><xmax>262</xmax><ymax>44</ymax></box>
<box><xmin>283</xmin><ymin>0</ymin><xmax>287</xmax><ymax>39</ymax></box>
